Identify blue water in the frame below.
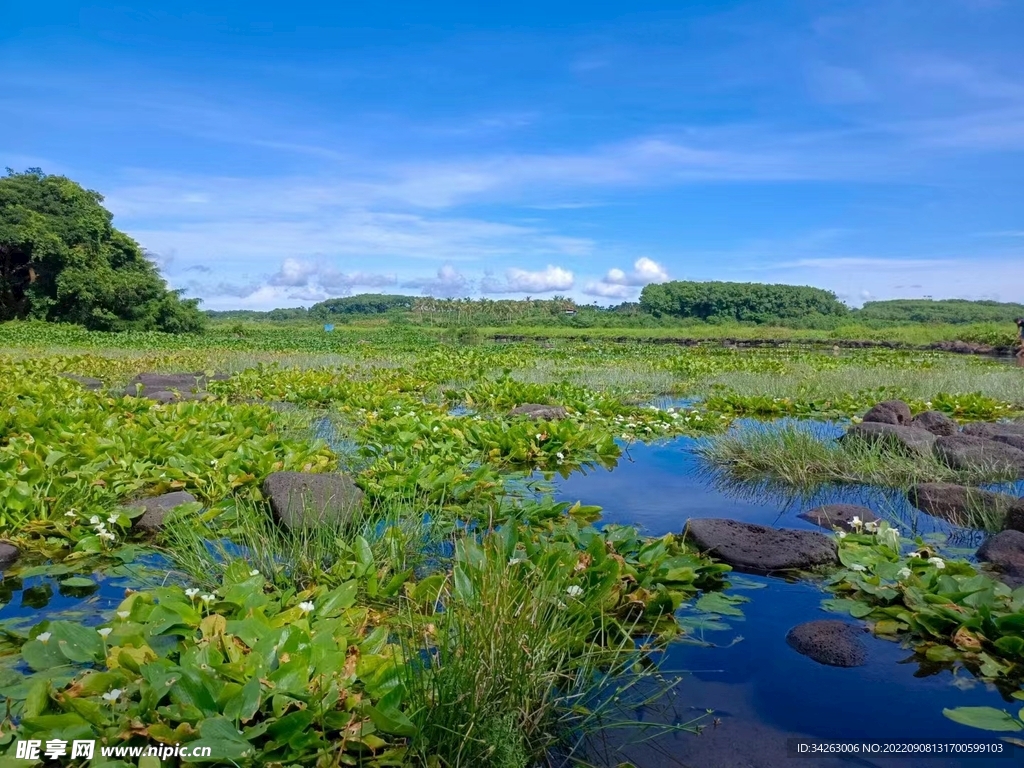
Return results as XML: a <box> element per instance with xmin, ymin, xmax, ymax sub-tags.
<box><xmin>552</xmin><ymin>432</ymin><xmax>1024</xmax><ymax>767</ymax></box>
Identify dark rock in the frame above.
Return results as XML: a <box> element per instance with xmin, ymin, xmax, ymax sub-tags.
<box><xmin>61</xmin><ymin>374</ymin><xmax>103</xmax><ymax>390</ymax></box>
<box><xmin>127</xmin><ymin>491</ymin><xmax>198</xmax><ymax>532</ymax></box>
<box><xmin>798</xmin><ymin>504</ymin><xmax>879</xmax><ymax>532</ymax></box>
<box><xmin>911</xmin><ymin>410</ymin><xmax>957</xmax><ymax>436</ymax></box>
<box><xmin>843</xmin><ymin>422</ymin><xmax>936</xmax><ymax>456</ymax></box>
<box><xmin>123</xmin><ymin>372</ymin><xmax>228</xmax><ymax>400</ymax></box>
<box><xmin>977</xmin><ymin>530</ymin><xmax>1024</xmax><ymax>588</ymax></box>
<box><xmin>1004</xmin><ymin>505</ymin><xmax>1024</xmax><ymax>534</ymax></box>
<box><xmin>962</xmin><ymin>422</ymin><xmax>1024</xmax><ymax>439</ymax></box>
<box><xmin>684</xmin><ymin>518</ymin><xmax>838</xmax><ymax>573</ymax></box>
<box><xmin>509</xmin><ymin>403</ymin><xmax>569</xmax><ymax>420</ymax></box>
<box><xmin>862</xmin><ymin>400</ymin><xmax>912</xmax><ymax>426</ymax></box>
<box><xmin>933</xmin><ymin>434</ymin><xmax>1024</xmax><ymax>474</ymax></box>
<box><xmin>263</xmin><ymin>472</ymin><xmax>363</xmax><ymax>531</ymax></box>
<box><xmin>0</xmin><ymin>541</ymin><xmax>19</xmax><ymax>569</ymax></box>
<box><xmin>786</xmin><ymin>620</ymin><xmax>868</xmax><ymax>667</ymax></box>
<box><xmin>992</xmin><ymin>433</ymin><xmax>1024</xmax><ymax>452</ymax></box>
<box><xmin>908</xmin><ymin>483</ymin><xmax>1021</xmax><ymax>525</ymax></box>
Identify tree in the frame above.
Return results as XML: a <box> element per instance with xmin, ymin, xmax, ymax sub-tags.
<box><xmin>0</xmin><ymin>169</ymin><xmax>204</xmax><ymax>332</ymax></box>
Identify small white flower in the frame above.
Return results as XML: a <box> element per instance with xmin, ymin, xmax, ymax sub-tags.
<box><xmin>556</xmin><ymin>452</ymin><xmax>564</xmax><ymax>460</ymax></box>
<box><xmin>36</xmin><ymin>632</ymin><xmax>51</xmax><ymax>643</ymax></box>
<box><xmin>298</xmin><ymin>601</ymin><xmax>315</xmax><ymax>614</ymax></box>
<box><xmin>107</xmin><ymin>514</ymin><xmax>120</xmax><ymax>525</ymax></box>
<box><xmin>535</xmin><ymin>433</ymin><xmax>542</xmax><ymax>440</ymax></box>
<box><xmin>836</xmin><ymin>530</ymin><xmax>847</xmax><ymax>539</ymax></box>
<box><xmin>200</xmin><ymin>593</ymin><xmax>216</xmax><ymax>603</ymax></box>
<box><xmin>897</xmin><ymin>568</ymin><xmax>912</xmax><ymax>580</ymax></box>
<box><xmin>185</xmin><ymin>588</ymin><xmax>199</xmax><ymax>598</ymax></box>
<box><xmin>65</xmin><ymin>511</ymin><xmax>78</xmax><ymax>518</ymax></box>
<box><xmin>849</xmin><ymin>564</ymin><xmax>867</xmax><ymax>572</ymax></box>
<box><xmin>864</xmin><ymin>521</ymin><xmax>879</xmax><ymax>533</ymax></box>
<box><xmin>850</xmin><ymin>516</ymin><xmax>863</xmax><ymax>531</ymax></box>
<box><xmin>98</xmin><ymin>532</ymin><xmax>116</xmax><ymax>542</ymax></box>
<box><xmin>566</xmin><ymin>585</ymin><xmax>584</xmax><ymax>597</ymax></box>
<box><xmin>97</xmin><ymin>627</ymin><xmax>112</xmax><ymax>638</ymax></box>
<box><xmin>928</xmin><ymin>557</ymin><xmax>946</xmax><ymax>570</ymax></box>
<box><xmin>90</xmin><ymin>515</ymin><xmax>101</xmax><ymax>525</ymax></box>
<box><xmin>101</xmin><ymin>689</ymin><xmax>122</xmax><ymax>702</ymax></box>
<box><xmin>249</xmin><ymin>569</ymin><xmax>260</xmax><ymax>576</ymax></box>
<box><xmin>909</xmin><ymin>551</ymin><xmax>923</xmax><ymax>558</ymax></box>
<box><xmin>117</xmin><ymin>611</ymin><xmax>130</xmax><ymax>619</ymax></box>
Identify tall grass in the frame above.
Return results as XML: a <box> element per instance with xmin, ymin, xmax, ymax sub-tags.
<box><xmin>401</xmin><ymin>533</ymin><xmax>690</xmax><ymax>768</ymax></box>
<box><xmin>695</xmin><ymin>422</ymin><xmax>1019</xmax><ymax>489</ymax></box>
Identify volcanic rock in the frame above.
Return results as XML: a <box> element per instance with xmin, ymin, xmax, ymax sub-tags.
<box><xmin>684</xmin><ymin>518</ymin><xmax>838</xmax><ymax>573</ymax></box>
<box><xmin>127</xmin><ymin>491</ymin><xmax>199</xmax><ymax>532</ymax></box>
<box><xmin>843</xmin><ymin>422</ymin><xmax>936</xmax><ymax>456</ymax></box>
<box><xmin>0</xmin><ymin>541</ymin><xmax>19</xmax><ymax>569</ymax></box>
<box><xmin>798</xmin><ymin>504</ymin><xmax>879</xmax><ymax>532</ymax></box>
<box><xmin>933</xmin><ymin>434</ymin><xmax>1024</xmax><ymax>474</ymax></box>
<box><xmin>908</xmin><ymin>483</ymin><xmax>1023</xmax><ymax>525</ymax></box>
<box><xmin>509</xmin><ymin>403</ymin><xmax>569</xmax><ymax>420</ymax></box>
<box><xmin>862</xmin><ymin>400</ymin><xmax>912</xmax><ymax>426</ymax></box>
<box><xmin>786</xmin><ymin>620</ymin><xmax>868</xmax><ymax>667</ymax></box>
<box><xmin>911</xmin><ymin>410</ymin><xmax>957</xmax><ymax>437</ymax></box>
<box><xmin>263</xmin><ymin>472</ymin><xmax>363</xmax><ymax>531</ymax></box>
<box><xmin>977</xmin><ymin>530</ymin><xmax>1024</xmax><ymax>588</ymax></box>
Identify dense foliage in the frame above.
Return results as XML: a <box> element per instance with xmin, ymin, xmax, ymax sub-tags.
<box><xmin>639</xmin><ymin>280</ymin><xmax>848</xmax><ymax>324</ymax></box>
<box><xmin>858</xmin><ymin>299</ymin><xmax>1024</xmax><ymax>325</ymax></box>
<box><xmin>0</xmin><ymin>170</ymin><xmax>204</xmax><ymax>333</ymax></box>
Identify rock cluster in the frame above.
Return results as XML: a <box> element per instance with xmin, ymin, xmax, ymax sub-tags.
<box><xmin>844</xmin><ymin>399</ymin><xmax>1024</xmax><ymax>534</ymax></box>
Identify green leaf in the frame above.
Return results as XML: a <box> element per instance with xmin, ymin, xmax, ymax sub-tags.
<box><xmin>942</xmin><ymin>707</ymin><xmax>1024</xmax><ymax>732</ymax></box>
<box><xmin>59</xmin><ymin>576</ymin><xmax>96</xmax><ymax>588</ymax></box>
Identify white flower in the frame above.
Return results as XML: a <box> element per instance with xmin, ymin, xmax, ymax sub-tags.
<box><xmin>65</xmin><ymin>511</ymin><xmax>78</xmax><ymax>518</ymax></box>
<box><xmin>200</xmin><ymin>594</ymin><xmax>216</xmax><ymax>603</ymax></box>
<box><xmin>879</xmin><ymin>528</ymin><xmax>900</xmax><ymax>548</ymax></box>
<box><xmin>836</xmin><ymin>530</ymin><xmax>847</xmax><ymax>539</ymax></box>
<box><xmin>566</xmin><ymin>585</ymin><xmax>584</xmax><ymax>597</ymax></box>
<box><xmin>98</xmin><ymin>532</ymin><xmax>116</xmax><ymax>542</ymax></box>
<box><xmin>117</xmin><ymin>611</ymin><xmax>130</xmax><ymax>619</ymax></box>
<box><xmin>909</xmin><ymin>551</ymin><xmax>923</xmax><ymax>558</ymax></box>
<box><xmin>108</xmin><ymin>514</ymin><xmax>120</xmax><ymax>525</ymax></box>
<box><xmin>97</xmin><ymin>628</ymin><xmax>112</xmax><ymax>638</ymax></box>
<box><xmin>185</xmin><ymin>588</ymin><xmax>199</xmax><ymax>598</ymax></box>
<box><xmin>848</xmin><ymin>564</ymin><xmax>867</xmax><ymax>572</ymax></box>
<box><xmin>90</xmin><ymin>515</ymin><xmax>101</xmax><ymax>525</ymax></box>
<box><xmin>36</xmin><ymin>632</ymin><xmax>51</xmax><ymax>643</ymax></box>
<box><xmin>101</xmin><ymin>689</ymin><xmax>122</xmax><ymax>702</ymax></box>
<box><xmin>535</xmin><ymin>434</ymin><xmax>542</xmax><ymax>440</ymax></box>
<box><xmin>897</xmin><ymin>568</ymin><xmax>912</xmax><ymax>580</ymax></box>
<box><xmin>850</xmin><ymin>516</ymin><xmax>863</xmax><ymax>531</ymax></box>
<box><xmin>864</xmin><ymin>521</ymin><xmax>879</xmax><ymax>533</ymax></box>
<box><xmin>556</xmin><ymin>452</ymin><xmax>564</xmax><ymax>460</ymax></box>
<box><xmin>249</xmin><ymin>569</ymin><xmax>260</xmax><ymax>576</ymax></box>
<box><xmin>298</xmin><ymin>601</ymin><xmax>315</xmax><ymax>614</ymax></box>
<box><xmin>928</xmin><ymin>557</ymin><xmax>946</xmax><ymax>570</ymax></box>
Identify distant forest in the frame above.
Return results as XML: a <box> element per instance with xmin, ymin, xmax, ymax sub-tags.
<box><xmin>205</xmin><ymin>285</ymin><xmax>1024</xmax><ymax>329</ymax></box>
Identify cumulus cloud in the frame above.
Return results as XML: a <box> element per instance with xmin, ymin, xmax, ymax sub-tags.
<box><xmin>269</xmin><ymin>257</ymin><xmax>319</xmax><ymax>287</ymax></box>
<box><xmin>401</xmin><ymin>265</ymin><xmax>471</xmax><ymax>296</ymax></box>
<box><xmin>583</xmin><ymin>257</ymin><xmax>669</xmax><ymax>298</ymax></box>
<box><xmin>481</xmin><ymin>265</ymin><xmax>574</xmax><ymax>294</ymax></box>
<box><xmin>581</xmin><ymin>281</ymin><xmax>633</xmax><ymax>299</ymax></box>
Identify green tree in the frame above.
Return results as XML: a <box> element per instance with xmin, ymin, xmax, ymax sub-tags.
<box><xmin>0</xmin><ymin>169</ymin><xmax>204</xmax><ymax>332</ymax></box>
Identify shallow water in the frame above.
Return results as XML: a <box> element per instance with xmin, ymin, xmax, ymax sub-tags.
<box><xmin>552</xmin><ymin>431</ymin><xmax>1024</xmax><ymax>767</ymax></box>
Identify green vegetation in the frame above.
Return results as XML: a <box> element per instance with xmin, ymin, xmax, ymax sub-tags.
<box><xmin>0</xmin><ymin>170</ymin><xmax>204</xmax><ymax>333</ymax></box>
<box><xmin>3</xmin><ymin>325</ymin><xmax>1024</xmax><ymax>757</ymax></box>
<box><xmin>695</xmin><ymin>423</ymin><xmax>1019</xmax><ymax>492</ymax></box>
<box><xmin>828</xmin><ymin>524</ymin><xmax>1024</xmax><ymax>684</ymax></box>
<box><xmin>858</xmin><ymin>299</ymin><xmax>1024</xmax><ymax>326</ymax></box>
<box><xmin>639</xmin><ymin>280</ymin><xmax>848</xmax><ymax>325</ymax></box>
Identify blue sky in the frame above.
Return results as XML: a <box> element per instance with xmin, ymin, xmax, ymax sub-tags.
<box><xmin>2</xmin><ymin>0</ymin><xmax>1023</xmax><ymax>310</ymax></box>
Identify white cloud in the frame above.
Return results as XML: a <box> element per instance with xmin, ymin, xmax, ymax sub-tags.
<box><xmin>583</xmin><ymin>257</ymin><xmax>669</xmax><ymax>298</ymax></box>
<box><xmin>582</xmin><ymin>281</ymin><xmax>633</xmax><ymax>299</ymax></box>
<box><xmin>401</xmin><ymin>265</ymin><xmax>470</xmax><ymax>297</ymax></box>
<box><xmin>482</xmin><ymin>265</ymin><xmax>574</xmax><ymax>294</ymax></box>
<box><xmin>269</xmin><ymin>257</ymin><xmax>319</xmax><ymax>287</ymax></box>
